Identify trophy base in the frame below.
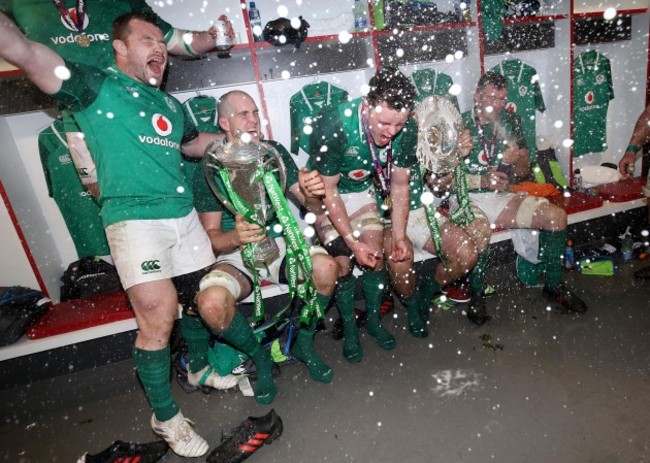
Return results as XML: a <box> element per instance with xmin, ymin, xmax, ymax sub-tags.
<box><xmin>252</xmin><ymin>238</ymin><xmax>280</xmax><ymax>267</ymax></box>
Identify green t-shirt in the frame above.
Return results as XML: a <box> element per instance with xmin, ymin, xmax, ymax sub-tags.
<box><xmin>1</xmin><ymin>0</ymin><xmax>172</xmax><ymax>69</ymax></box>
<box><xmin>193</xmin><ymin>140</ymin><xmax>299</xmax><ymax>238</ymax></box>
<box><xmin>289</xmin><ymin>81</ymin><xmax>348</xmax><ymax>155</ymax></box>
<box><xmin>308</xmin><ymin>97</ymin><xmax>417</xmax><ymax>195</ymax></box>
<box><xmin>461</xmin><ymin>108</ymin><xmax>527</xmax><ymax>192</ymax></box>
<box><xmin>55</xmin><ymin>61</ymin><xmax>199</xmax><ymax>227</ymax></box>
<box><xmin>38</xmin><ymin>119</ymin><xmax>109</xmax><ymax>257</ymax></box>
<box><xmin>410</xmin><ymin>68</ymin><xmax>460</xmax><ymax>111</ymax></box>
<box><xmin>490</xmin><ymin>59</ymin><xmax>545</xmax><ymax>161</ymax></box>
<box><xmin>573</xmin><ymin>50</ymin><xmax>614</xmax><ymax>156</ymax></box>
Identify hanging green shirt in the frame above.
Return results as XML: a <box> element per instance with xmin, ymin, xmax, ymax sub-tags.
<box><xmin>410</xmin><ymin>68</ymin><xmax>460</xmax><ymax>111</ymax></box>
<box><xmin>38</xmin><ymin>119</ymin><xmax>109</xmax><ymax>257</ymax></box>
<box><xmin>572</xmin><ymin>50</ymin><xmax>614</xmax><ymax>156</ymax></box>
<box><xmin>289</xmin><ymin>81</ymin><xmax>348</xmax><ymax>155</ymax></box>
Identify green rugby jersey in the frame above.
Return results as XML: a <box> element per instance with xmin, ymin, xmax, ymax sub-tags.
<box><xmin>410</xmin><ymin>68</ymin><xmax>460</xmax><ymax>111</ymax></box>
<box><xmin>289</xmin><ymin>81</ymin><xmax>348</xmax><ymax>155</ymax></box>
<box><xmin>461</xmin><ymin>108</ymin><xmax>526</xmax><ymax>192</ymax></box>
<box><xmin>572</xmin><ymin>50</ymin><xmax>614</xmax><ymax>156</ymax></box>
<box><xmin>490</xmin><ymin>59</ymin><xmax>545</xmax><ymax>161</ymax></box>
<box><xmin>1</xmin><ymin>0</ymin><xmax>172</xmax><ymax>69</ymax></box>
<box><xmin>38</xmin><ymin>119</ymin><xmax>109</xmax><ymax>257</ymax></box>
<box><xmin>55</xmin><ymin>61</ymin><xmax>199</xmax><ymax>227</ymax></box>
<box><xmin>193</xmin><ymin>140</ymin><xmax>299</xmax><ymax>238</ymax></box>
<box><xmin>308</xmin><ymin>97</ymin><xmax>417</xmax><ymax>195</ymax></box>
<box><xmin>180</xmin><ymin>95</ymin><xmax>222</xmax><ymax>190</ymax></box>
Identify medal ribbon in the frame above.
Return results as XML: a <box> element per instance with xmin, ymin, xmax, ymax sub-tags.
<box><xmin>474</xmin><ymin>114</ymin><xmax>497</xmax><ymax>164</ymax></box>
<box><xmin>422</xmin><ymin>165</ymin><xmax>475</xmax><ymax>270</ymax></box>
<box><xmin>361</xmin><ymin>112</ymin><xmax>392</xmax><ymax>204</ymax></box>
<box><xmin>216</xmin><ymin>167</ymin><xmax>322</xmax><ymax>325</ymax></box>
<box><xmin>52</xmin><ymin>0</ymin><xmax>86</xmax><ymax>33</ymax></box>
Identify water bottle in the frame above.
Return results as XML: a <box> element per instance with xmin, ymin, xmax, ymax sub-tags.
<box><xmin>572</xmin><ymin>168</ymin><xmax>582</xmax><ymax>190</ymax></box>
<box><xmin>620</xmin><ymin>226</ymin><xmax>634</xmax><ymax>261</ymax></box>
<box><xmin>249</xmin><ymin>2</ymin><xmax>263</xmax><ymax>42</ymax></box>
<box><xmin>353</xmin><ymin>0</ymin><xmax>369</xmax><ymax>31</ymax></box>
<box><xmin>564</xmin><ymin>239</ymin><xmax>575</xmax><ymax>269</ymax></box>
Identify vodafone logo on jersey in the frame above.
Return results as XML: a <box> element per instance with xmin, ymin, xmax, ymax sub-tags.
<box><xmin>348</xmin><ymin>169</ymin><xmax>371</xmax><ymax>180</ymax></box>
<box><xmin>60</xmin><ymin>8</ymin><xmax>90</xmax><ymax>32</ymax></box>
<box><xmin>584</xmin><ymin>91</ymin><xmax>595</xmax><ymax>104</ymax></box>
<box><xmin>505</xmin><ymin>102</ymin><xmax>517</xmax><ymax>112</ymax></box>
<box><xmin>478</xmin><ymin>150</ymin><xmax>489</xmax><ymax>165</ymax></box>
<box><xmin>138</xmin><ymin>114</ymin><xmax>180</xmax><ymax>149</ymax></box>
<box><xmin>152</xmin><ymin>114</ymin><xmax>173</xmax><ymax>136</ymax></box>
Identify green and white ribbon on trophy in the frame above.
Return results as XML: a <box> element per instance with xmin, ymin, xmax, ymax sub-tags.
<box><xmin>416</xmin><ymin>96</ymin><xmax>475</xmax><ymax>268</ymax></box>
<box><xmin>205</xmin><ymin>138</ymin><xmax>323</xmax><ymax>325</ymax></box>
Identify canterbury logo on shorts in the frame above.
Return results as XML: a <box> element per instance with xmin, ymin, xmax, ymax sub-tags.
<box><xmin>140</xmin><ymin>260</ymin><xmax>162</xmax><ymax>273</ymax></box>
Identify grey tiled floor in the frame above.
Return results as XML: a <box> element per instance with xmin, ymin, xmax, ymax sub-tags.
<box><xmin>1</xmin><ymin>259</ymin><xmax>649</xmax><ymax>462</ymax></box>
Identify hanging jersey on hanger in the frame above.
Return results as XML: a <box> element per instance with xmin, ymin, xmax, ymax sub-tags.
<box><xmin>182</xmin><ymin>95</ymin><xmax>221</xmax><ymax>133</ymax></box>
<box><xmin>490</xmin><ymin>59</ymin><xmax>545</xmax><ymax>161</ymax></box>
<box><xmin>410</xmin><ymin>68</ymin><xmax>460</xmax><ymax>111</ymax></box>
<box><xmin>38</xmin><ymin>119</ymin><xmax>109</xmax><ymax>258</ymax></box>
<box><xmin>181</xmin><ymin>95</ymin><xmax>222</xmax><ymax>185</ymax></box>
<box><xmin>289</xmin><ymin>81</ymin><xmax>348</xmax><ymax>155</ymax></box>
<box><xmin>572</xmin><ymin>50</ymin><xmax>614</xmax><ymax>156</ymax></box>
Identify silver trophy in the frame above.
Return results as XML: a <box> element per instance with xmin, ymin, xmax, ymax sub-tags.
<box><xmin>203</xmin><ymin>136</ymin><xmax>287</xmax><ymax>266</ymax></box>
<box><xmin>415</xmin><ymin>96</ymin><xmax>464</xmax><ymax>174</ymax></box>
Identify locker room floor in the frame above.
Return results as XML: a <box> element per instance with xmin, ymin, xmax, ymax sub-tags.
<box><xmin>1</xmin><ymin>258</ymin><xmax>649</xmax><ymax>463</ymax></box>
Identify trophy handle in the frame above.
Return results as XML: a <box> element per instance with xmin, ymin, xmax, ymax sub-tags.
<box><xmin>259</xmin><ymin>142</ymin><xmax>287</xmax><ymax>192</ymax></box>
<box><xmin>203</xmin><ymin>141</ymin><xmax>241</xmax><ymax>218</ymax></box>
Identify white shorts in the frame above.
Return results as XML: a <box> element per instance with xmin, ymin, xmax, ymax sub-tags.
<box><xmin>215</xmin><ymin>237</ymin><xmax>328</xmax><ymax>284</ymax></box>
<box><xmin>317</xmin><ymin>188</ymin><xmax>383</xmax><ymax>245</ymax></box>
<box><xmin>469</xmin><ymin>191</ymin><xmax>548</xmax><ymax>227</ymax></box>
<box><xmin>406</xmin><ymin>207</ymin><xmax>445</xmax><ymax>254</ymax></box>
<box><xmin>105</xmin><ymin>209</ymin><xmax>216</xmax><ymax>289</ymax></box>
<box><xmin>406</xmin><ymin>204</ymin><xmax>487</xmax><ymax>258</ymax></box>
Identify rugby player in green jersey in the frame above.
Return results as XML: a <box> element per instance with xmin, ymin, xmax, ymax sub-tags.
<box><xmin>193</xmin><ymin>90</ymin><xmax>338</xmax><ymax>386</ymax></box>
<box><xmin>0</xmin><ymin>12</ymin><xmax>275</xmax><ymax>458</ymax></box>
<box><xmin>462</xmin><ymin>72</ymin><xmax>587</xmax><ymax>324</ymax></box>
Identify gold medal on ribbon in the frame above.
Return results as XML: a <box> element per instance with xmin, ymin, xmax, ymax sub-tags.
<box><xmin>383</xmin><ymin>195</ymin><xmax>393</xmax><ymax>211</ymax></box>
<box><xmin>75</xmin><ymin>33</ymin><xmax>90</xmax><ymax>47</ymax></box>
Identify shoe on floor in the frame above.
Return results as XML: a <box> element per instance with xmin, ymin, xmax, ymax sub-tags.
<box><xmin>634</xmin><ymin>264</ymin><xmax>650</xmax><ymax>280</ymax></box>
<box><xmin>151</xmin><ymin>412</ymin><xmax>209</xmax><ymax>457</ymax></box>
<box><xmin>207</xmin><ymin>409</ymin><xmax>284</xmax><ymax>463</ymax></box>
<box><xmin>79</xmin><ymin>440</ymin><xmax>168</xmax><ymax>463</ymax></box>
<box><xmin>542</xmin><ymin>284</ymin><xmax>588</xmax><ymax>314</ymax></box>
<box><xmin>466</xmin><ymin>293</ymin><xmax>491</xmax><ymax>326</ymax></box>
<box><xmin>188</xmin><ymin>365</ymin><xmax>239</xmax><ymax>390</ymax></box>
<box><xmin>442</xmin><ymin>285</ymin><xmax>471</xmax><ymax>303</ymax></box>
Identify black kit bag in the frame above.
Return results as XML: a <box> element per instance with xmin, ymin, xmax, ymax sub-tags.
<box><xmin>0</xmin><ymin>286</ymin><xmax>51</xmax><ymax>346</ymax></box>
<box><xmin>60</xmin><ymin>257</ymin><xmax>122</xmax><ymax>301</ymax></box>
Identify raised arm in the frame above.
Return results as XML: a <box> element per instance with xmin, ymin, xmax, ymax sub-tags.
<box><xmin>166</xmin><ymin>15</ymin><xmax>234</xmax><ymax>56</ymax></box>
<box><xmin>620</xmin><ymin>105</ymin><xmax>650</xmax><ymax>176</ymax></box>
<box><xmin>0</xmin><ymin>12</ymin><xmax>65</xmax><ymax>95</ymax></box>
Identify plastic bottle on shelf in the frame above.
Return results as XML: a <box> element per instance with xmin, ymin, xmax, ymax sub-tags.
<box><xmin>353</xmin><ymin>0</ymin><xmax>369</xmax><ymax>31</ymax></box>
<box><xmin>249</xmin><ymin>2</ymin><xmax>263</xmax><ymax>42</ymax></box>
<box><xmin>572</xmin><ymin>168</ymin><xmax>582</xmax><ymax>190</ymax></box>
<box><xmin>564</xmin><ymin>239</ymin><xmax>575</xmax><ymax>269</ymax></box>
<box><xmin>454</xmin><ymin>0</ymin><xmax>472</xmax><ymax>22</ymax></box>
